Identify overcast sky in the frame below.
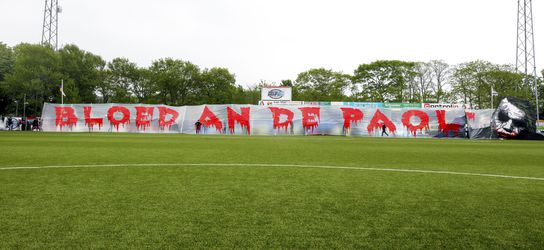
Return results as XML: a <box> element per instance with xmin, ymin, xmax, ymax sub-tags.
<box><xmin>1</xmin><ymin>0</ymin><xmax>541</xmax><ymax>87</ymax></box>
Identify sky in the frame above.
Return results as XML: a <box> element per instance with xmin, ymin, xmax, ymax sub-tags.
<box><xmin>0</xmin><ymin>0</ymin><xmax>542</xmax><ymax>87</ymax></box>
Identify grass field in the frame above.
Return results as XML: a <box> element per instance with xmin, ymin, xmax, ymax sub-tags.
<box><xmin>1</xmin><ymin>132</ymin><xmax>544</xmax><ymax>248</ymax></box>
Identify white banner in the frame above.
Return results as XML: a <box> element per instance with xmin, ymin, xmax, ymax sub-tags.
<box><xmin>41</xmin><ymin>103</ymin><xmax>494</xmax><ymax>138</ymax></box>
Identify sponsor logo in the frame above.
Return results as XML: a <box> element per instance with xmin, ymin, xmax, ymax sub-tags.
<box><xmin>268</xmin><ymin>89</ymin><xmax>284</xmax><ymax>99</ymax></box>
<box><xmin>423</xmin><ymin>103</ymin><xmax>461</xmax><ymax>109</ymax></box>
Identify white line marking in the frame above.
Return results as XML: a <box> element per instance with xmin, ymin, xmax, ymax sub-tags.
<box><xmin>1</xmin><ymin>163</ymin><xmax>543</xmax><ymax>181</ymax></box>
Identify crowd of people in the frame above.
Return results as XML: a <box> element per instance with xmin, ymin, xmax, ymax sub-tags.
<box><xmin>1</xmin><ymin>116</ymin><xmax>41</xmax><ymax>131</ymax></box>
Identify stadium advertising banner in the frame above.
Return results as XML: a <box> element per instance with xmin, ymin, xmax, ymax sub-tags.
<box><xmin>383</xmin><ymin>103</ymin><xmax>422</xmax><ymax>109</ymax></box>
<box><xmin>422</xmin><ymin>103</ymin><xmax>463</xmax><ymax>109</ymax></box>
<box><xmin>41</xmin><ymin>103</ymin><xmax>495</xmax><ymax>138</ymax></box>
<box><xmin>261</xmin><ymin>87</ymin><xmax>292</xmax><ymax>101</ymax></box>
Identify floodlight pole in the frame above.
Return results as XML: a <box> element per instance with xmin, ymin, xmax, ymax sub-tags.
<box><xmin>41</xmin><ymin>0</ymin><xmax>60</xmax><ymax>50</ymax></box>
<box><xmin>516</xmin><ymin>0</ymin><xmax>539</xmax><ymax>127</ymax></box>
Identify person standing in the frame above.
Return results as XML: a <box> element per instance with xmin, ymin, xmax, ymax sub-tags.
<box><xmin>381</xmin><ymin>123</ymin><xmax>388</xmax><ymax>136</ymax></box>
<box><xmin>7</xmin><ymin>117</ymin><xmax>13</xmax><ymax>131</ymax></box>
<box><xmin>195</xmin><ymin>120</ymin><xmax>202</xmax><ymax>134</ymax></box>
<box><xmin>32</xmin><ymin>119</ymin><xmax>39</xmax><ymax>131</ymax></box>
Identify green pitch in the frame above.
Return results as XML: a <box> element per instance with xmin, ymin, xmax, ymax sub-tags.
<box><xmin>1</xmin><ymin>132</ymin><xmax>543</xmax><ymax>248</ymax></box>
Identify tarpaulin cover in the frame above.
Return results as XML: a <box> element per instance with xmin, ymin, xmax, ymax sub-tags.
<box><xmin>41</xmin><ymin>103</ymin><xmax>496</xmax><ymax>138</ymax></box>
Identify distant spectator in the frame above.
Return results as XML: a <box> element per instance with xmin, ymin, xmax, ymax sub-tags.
<box><xmin>381</xmin><ymin>123</ymin><xmax>388</xmax><ymax>136</ymax></box>
<box><xmin>32</xmin><ymin>119</ymin><xmax>39</xmax><ymax>131</ymax></box>
<box><xmin>195</xmin><ymin>120</ymin><xmax>202</xmax><ymax>134</ymax></box>
<box><xmin>7</xmin><ymin>117</ymin><xmax>13</xmax><ymax>131</ymax></box>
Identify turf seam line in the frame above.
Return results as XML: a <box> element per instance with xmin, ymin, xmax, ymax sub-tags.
<box><xmin>1</xmin><ymin>163</ymin><xmax>543</xmax><ymax>181</ymax></box>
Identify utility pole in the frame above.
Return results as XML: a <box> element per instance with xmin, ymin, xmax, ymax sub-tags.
<box><xmin>516</xmin><ymin>0</ymin><xmax>540</xmax><ymax>125</ymax></box>
<box><xmin>41</xmin><ymin>0</ymin><xmax>62</xmax><ymax>50</ymax></box>
<box><xmin>23</xmin><ymin>94</ymin><xmax>26</xmax><ymax>119</ymax></box>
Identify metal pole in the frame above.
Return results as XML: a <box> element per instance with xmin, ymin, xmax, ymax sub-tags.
<box><xmin>535</xmin><ymin>73</ymin><xmax>540</xmax><ymax>125</ymax></box>
<box><xmin>61</xmin><ymin>79</ymin><xmax>63</xmax><ymax>105</ymax></box>
<box><xmin>23</xmin><ymin>94</ymin><xmax>27</xmax><ymax>131</ymax></box>
<box><xmin>491</xmin><ymin>86</ymin><xmax>493</xmax><ymax>109</ymax></box>
<box><xmin>23</xmin><ymin>94</ymin><xmax>26</xmax><ymax>119</ymax></box>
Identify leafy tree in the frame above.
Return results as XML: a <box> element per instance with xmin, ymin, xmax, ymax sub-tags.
<box><xmin>148</xmin><ymin>58</ymin><xmax>200</xmax><ymax>105</ymax></box>
<box><xmin>197</xmin><ymin>67</ymin><xmax>236</xmax><ymax>104</ymax></box>
<box><xmin>280</xmin><ymin>79</ymin><xmax>293</xmax><ymax>87</ymax></box>
<box><xmin>2</xmin><ymin>43</ymin><xmax>61</xmax><ymax>116</ymax></box>
<box><xmin>0</xmin><ymin>42</ymin><xmax>13</xmax><ymax>82</ymax></box>
<box><xmin>478</xmin><ymin>67</ymin><xmax>524</xmax><ymax>108</ymax></box>
<box><xmin>0</xmin><ymin>42</ymin><xmax>14</xmax><ymax>114</ymax></box>
<box><xmin>103</xmin><ymin>57</ymin><xmax>148</xmax><ymax>103</ymax></box>
<box><xmin>231</xmin><ymin>85</ymin><xmax>260</xmax><ymax>104</ymax></box>
<box><xmin>353</xmin><ymin>60</ymin><xmax>415</xmax><ymax>102</ymax></box>
<box><xmin>429</xmin><ymin>60</ymin><xmax>451</xmax><ymax>102</ymax></box>
<box><xmin>450</xmin><ymin>61</ymin><xmax>491</xmax><ymax>108</ymax></box>
<box><xmin>132</xmin><ymin>68</ymin><xmax>155</xmax><ymax>104</ymax></box>
<box><xmin>58</xmin><ymin>44</ymin><xmax>105</xmax><ymax>103</ymax></box>
<box><xmin>413</xmin><ymin>62</ymin><xmax>433</xmax><ymax>103</ymax></box>
<box><xmin>294</xmin><ymin>68</ymin><xmax>350</xmax><ymax>101</ymax></box>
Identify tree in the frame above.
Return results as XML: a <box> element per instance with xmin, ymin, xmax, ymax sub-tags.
<box><xmin>148</xmin><ymin>58</ymin><xmax>200</xmax><ymax>105</ymax></box>
<box><xmin>429</xmin><ymin>60</ymin><xmax>451</xmax><ymax>102</ymax></box>
<box><xmin>0</xmin><ymin>42</ymin><xmax>14</xmax><ymax>114</ymax></box>
<box><xmin>352</xmin><ymin>60</ymin><xmax>416</xmax><ymax>102</ymax></box>
<box><xmin>294</xmin><ymin>68</ymin><xmax>350</xmax><ymax>101</ymax></box>
<box><xmin>103</xmin><ymin>57</ymin><xmax>147</xmax><ymax>103</ymax></box>
<box><xmin>58</xmin><ymin>44</ymin><xmax>105</xmax><ymax>103</ymax></box>
<box><xmin>231</xmin><ymin>85</ymin><xmax>260</xmax><ymax>104</ymax></box>
<box><xmin>2</xmin><ymin>43</ymin><xmax>61</xmax><ymax>116</ymax></box>
<box><xmin>450</xmin><ymin>61</ymin><xmax>492</xmax><ymax>108</ymax></box>
<box><xmin>132</xmin><ymin>68</ymin><xmax>155</xmax><ymax>104</ymax></box>
<box><xmin>413</xmin><ymin>62</ymin><xmax>433</xmax><ymax>103</ymax></box>
<box><xmin>197</xmin><ymin>67</ymin><xmax>236</xmax><ymax>104</ymax></box>
<box><xmin>479</xmin><ymin>67</ymin><xmax>524</xmax><ymax>108</ymax></box>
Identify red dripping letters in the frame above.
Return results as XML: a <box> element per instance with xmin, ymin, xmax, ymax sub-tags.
<box><xmin>299</xmin><ymin>107</ymin><xmax>320</xmax><ymax>133</ymax></box>
<box><xmin>227</xmin><ymin>107</ymin><xmax>250</xmax><ymax>135</ymax></box>
<box><xmin>367</xmin><ymin>109</ymin><xmax>397</xmax><ymax>135</ymax></box>
<box><xmin>340</xmin><ymin>108</ymin><xmax>364</xmax><ymax>130</ymax></box>
<box><xmin>269</xmin><ymin>107</ymin><xmax>294</xmax><ymax>132</ymax></box>
<box><xmin>198</xmin><ymin>106</ymin><xmax>223</xmax><ymax>133</ymax></box>
<box><xmin>107</xmin><ymin>106</ymin><xmax>131</xmax><ymax>131</ymax></box>
<box><xmin>436</xmin><ymin>110</ymin><xmax>461</xmax><ymax>137</ymax></box>
<box><xmin>158</xmin><ymin>107</ymin><xmax>179</xmax><ymax>129</ymax></box>
<box><xmin>401</xmin><ymin>110</ymin><xmax>429</xmax><ymax>137</ymax></box>
<box><xmin>84</xmin><ymin>106</ymin><xmax>103</xmax><ymax>130</ymax></box>
<box><xmin>55</xmin><ymin>107</ymin><xmax>78</xmax><ymax>129</ymax></box>
<box><xmin>466</xmin><ymin>112</ymin><xmax>475</xmax><ymax>121</ymax></box>
<box><xmin>135</xmin><ymin>106</ymin><xmax>154</xmax><ymax>131</ymax></box>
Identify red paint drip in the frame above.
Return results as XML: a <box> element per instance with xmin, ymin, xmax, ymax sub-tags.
<box><xmin>84</xmin><ymin>106</ymin><xmax>103</xmax><ymax>130</ymax></box>
<box><xmin>158</xmin><ymin>107</ymin><xmax>179</xmax><ymax>130</ymax></box>
<box><xmin>436</xmin><ymin>110</ymin><xmax>461</xmax><ymax>137</ymax></box>
<box><xmin>135</xmin><ymin>106</ymin><xmax>154</xmax><ymax>131</ymax></box>
<box><xmin>198</xmin><ymin>106</ymin><xmax>223</xmax><ymax>133</ymax></box>
<box><xmin>401</xmin><ymin>110</ymin><xmax>429</xmax><ymax>137</ymax></box>
<box><xmin>466</xmin><ymin>112</ymin><xmax>475</xmax><ymax>121</ymax></box>
<box><xmin>55</xmin><ymin>107</ymin><xmax>78</xmax><ymax>129</ymax></box>
<box><xmin>299</xmin><ymin>107</ymin><xmax>320</xmax><ymax>134</ymax></box>
<box><xmin>107</xmin><ymin>106</ymin><xmax>131</xmax><ymax>131</ymax></box>
<box><xmin>227</xmin><ymin>107</ymin><xmax>250</xmax><ymax>135</ymax></box>
<box><xmin>367</xmin><ymin>109</ymin><xmax>397</xmax><ymax>135</ymax></box>
<box><xmin>269</xmin><ymin>107</ymin><xmax>294</xmax><ymax>132</ymax></box>
<box><xmin>340</xmin><ymin>108</ymin><xmax>364</xmax><ymax>131</ymax></box>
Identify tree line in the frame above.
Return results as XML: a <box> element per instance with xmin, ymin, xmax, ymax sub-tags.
<box><xmin>0</xmin><ymin>42</ymin><xmax>542</xmax><ymax>117</ymax></box>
